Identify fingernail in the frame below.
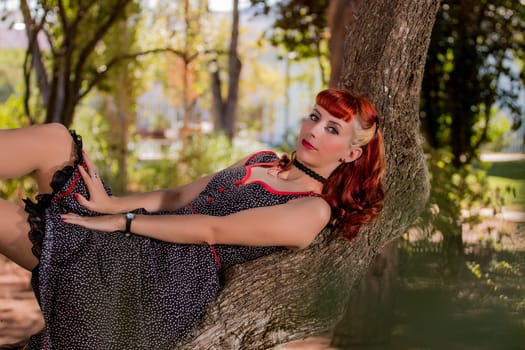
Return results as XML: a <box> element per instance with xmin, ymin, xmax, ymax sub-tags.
<box><xmin>61</xmin><ymin>218</ymin><xmax>67</xmax><ymax>222</ymax></box>
<box><xmin>74</xmin><ymin>194</ymin><xmax>79</xmax><ymax>199</ymax></box>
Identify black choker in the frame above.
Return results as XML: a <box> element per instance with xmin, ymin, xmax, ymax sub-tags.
<box><xmin>293</xmin><ymin>158</ymin><xmax>327</xmax><ymax>184</ymax></box>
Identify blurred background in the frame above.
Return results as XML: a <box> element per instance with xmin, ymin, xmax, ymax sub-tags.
<box><xmin>0</xmin><ymin>0</ymin><xmax>524</xmax><ymax>348</ymax></box>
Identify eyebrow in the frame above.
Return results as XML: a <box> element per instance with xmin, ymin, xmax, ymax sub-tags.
<box><xmin>328</xmin><ymin>120</ymin><xmax>342</xmax><ymax>127</ymax></box>
<box><xmin>313</xmin><ymin>107</ymin><xmax>343</xmax><ymax>127</ymax></box>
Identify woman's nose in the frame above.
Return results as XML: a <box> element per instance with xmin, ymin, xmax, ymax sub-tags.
<box><xmin>309</xmin><ymin>122</ymin><xmax>323</xmax><ymax>138</ymax></box>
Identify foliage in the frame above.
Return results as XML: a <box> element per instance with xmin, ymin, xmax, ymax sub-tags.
<box><xmin>128</xmin><ymin>133</ymin><xmax>247</xmax><ymax>192</ymax></box>
<box><xmin>485</xmin><ymin>159</ymin><xmax>525</xmax><ymax>210</ymax></box>
<box><xmin>251</xmin><ymin>0</ymin><xmax>328</xmax><ymax>58</ymax></box>
<box><xmin>396</xmin><ymin>246</ymin><xmax>525</xmax><ymax>349</ymax></box>
<box><xmin>414</xmin><ymin>149</ymin><xmax>494</xmax><ymax>239</ymax></box>
<box><xmin>420</xmin><ymin>0</ymin><xmax>525</xmax><ymax>167</ymax></box>
<box><xmin>250</xmin><ymin>0</ymin><xmax>330</xmax><ymax>85</ymax></box>
<box><xmin>70</xmin><ymin>97</ymin><xmax>117</xmax><ymax>189</ymax></box>
<box><xmin>479</xmin><ymin>111</ymin><xmax>512</xmax><ymax>152</ymax></box>
<box><xmin>0</xmin><ymin>49</ymin><xmax>24</xmax><ymax>102</ymax></box>
<box><xmin>0</xmin><ymin>0</ymin><xmax>144</xmax><ymax>126</ymax></box>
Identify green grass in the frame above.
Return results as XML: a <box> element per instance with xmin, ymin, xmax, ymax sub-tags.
<box><xmin>485</xmin><ymin>159</ymin><xmax>525</xmax><ymax>179</ymax></box>
<box><xmin>485</xmin><ymin>159</ymin><xmax>525</xmax><ymax>210</ymax></box>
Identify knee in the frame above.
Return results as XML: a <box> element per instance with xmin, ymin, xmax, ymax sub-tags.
<box><xmin>44</xmin><ymin>122</ymin><xmax>70</xmax><ymax>138</ymax></box>
<box><xmin>43</xmin><ymin>123</ymin><xmax>72</xmax><ymax>146</ymax></box>
<box><xmin>39</xmin><ymin>122</ymin><xmax>74</xmax><ymax>161</ymax></box>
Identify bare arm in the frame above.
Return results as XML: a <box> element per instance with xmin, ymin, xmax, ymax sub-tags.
<box><xmin>62</xmin><ymin>196</ymin><xmax>331</xmax><ymax>250</ymax></box>
<box><xmin>103</xmin><ymin>175</ymin><xmax>214</xmax><ymax>213</ymax></box>
<box><xmin>76</xmin><ymin>152</ymin><xmax>250</xmax><ymax>214</ymax></box>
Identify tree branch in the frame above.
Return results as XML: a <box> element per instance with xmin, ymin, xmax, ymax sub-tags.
<box><xmin>79</xmin><ymin>47</ymin><xmax>186</xmax><ymax>99</ymax></box>
<box><xmin>57</xmin><ymin>0</ymin><xmax>69</xmax><ymax>32</ymax></box>
<box><xmin>21</xmin><ymin>1</ymin><xmax>51</xmax><ymax>101</ymax></box>
<box><xmin>22</xmin><ymin>44</ymin><xmax>34</xmax><ymax>125</ymax></box>
<box><xmin>73</xmin><ymin>0</ymin><xmax>133</xmax><ymax>94</ymax></box>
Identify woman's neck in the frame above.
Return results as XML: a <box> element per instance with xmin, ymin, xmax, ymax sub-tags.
<box><xmin>292</xmin><ymin>158</ymin><xmax>327</xmax><ymax>184</ymax></box>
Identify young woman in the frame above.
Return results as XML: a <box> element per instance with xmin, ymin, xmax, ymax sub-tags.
<box><xmin>0</xmin><ymin>88</ymin><xmax>384</xmax><ymax>349</ymax></box>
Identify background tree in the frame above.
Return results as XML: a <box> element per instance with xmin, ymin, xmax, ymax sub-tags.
<box><xmin>17</xmin><ymin>0</ymin><xmax>136</xmax><ymax>126</ymax></box>
<box><xmin>162</xmin><ymin>0</ymin><xmax>209</xmax><ymax>142</ymax></box>
<box><xmin>251</xmin><ymin>0</ymin><xmax>331</xmax><ymax>86</ymax></box>
<box><xmin>420</xmin><ymin>0</ymin><xmax>525</xmax><ymax>168</ymax></box>
<box><xmin>95</xmin><ymin>13</ymin><xmax>140</xmax><ymax>195</ymax></box>
<box><xmin>211</xmin><ymin>0</ymin><xmax>241</xmax><ymax>141</ymax></box>
<box><xmin>178</xmin><ymin>0</ymin><xmax>436</xmax><ymax>347</ymax></box>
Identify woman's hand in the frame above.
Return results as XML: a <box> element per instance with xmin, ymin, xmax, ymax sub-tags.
<box><xmin>76</xmin><ymin>151</ymin><xmax>120</xmax><ymax>214</ymax></box>
<box><xmin>61</xmin><ymin>213</ymin><xmax>125</xmax><ymax>233</ymax></box>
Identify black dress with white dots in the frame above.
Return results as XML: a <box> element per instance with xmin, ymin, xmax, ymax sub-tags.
<box><xmin>23</xmin><ymin>132</ymin><xmax>317</xmax><ymax>350</ymax></box>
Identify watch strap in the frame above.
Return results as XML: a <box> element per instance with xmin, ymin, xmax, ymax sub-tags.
<box><xmin>125</xmin><ymin>213</ymin><xmax>135</xmax><ymax>234</ymax></box>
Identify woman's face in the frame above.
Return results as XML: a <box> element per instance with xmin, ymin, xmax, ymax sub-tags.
<box><xmin>296</xmin><ymin>104</ymin><xmax>362</xmax><ymax>169</ymax></box>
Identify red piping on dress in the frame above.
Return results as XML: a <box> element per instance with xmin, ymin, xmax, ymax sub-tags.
<box><xmin>51</xmin><ymin>161</ymin><xmax>87</xmax><ymax>202</ymax></box>
<box><xmin>244</xmin><ymin>150</ymin><xmax>277</xmax><ymax>165</ymax></box>
<box><xmin>185</xmin><ymin>205</ymin><xmax>221</xmax><ymax>269</ymax></box>
<box><xmin>208</xmin><ymin>246</ymin><xmax>221</xmax><ymax>269</ymax></box>
<box><xmin>235</xmin><ymin>163</ymin><xmax>316</xmax><ymax>196</ymax></box>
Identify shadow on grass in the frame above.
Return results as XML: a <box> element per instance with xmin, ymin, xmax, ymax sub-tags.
<box><xmin>390</xmin><ymin>247</ymin><xmax>525</xmax><ymax>350</ymax></box>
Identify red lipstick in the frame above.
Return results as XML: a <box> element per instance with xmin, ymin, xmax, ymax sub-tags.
<box><xmin>301</xmin><ymin>139</ymin><xmax>316</xmax><ymax>151</ymax></box>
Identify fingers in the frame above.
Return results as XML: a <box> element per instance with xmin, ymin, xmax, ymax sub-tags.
<box><xmin>82</xmin><ymin>151</ymin><xmax>98</xmax><ymax>178</ymax></box>
<box><xmin>73</xmin><ymin>193</ymin><xmax>92</xmax><ymax>210</ymax></box>
<box><xmin>60</xmin><ymin>213</ymin><xmax>122</xmax><ymax>232</ymax></box>
<box><xmin>78</xmin><ymin>151</ymin><xmax>103</xmax><ymax>190</ymax></box>
<box><xmin>61</xmin><ymin>212</ymin><xmax>83</xmax><ymax>224</ymax></box>
<box><xmin>76</xmin><ymin>151</ymin><xmax>107</xmax><ymax>211</ymax></box>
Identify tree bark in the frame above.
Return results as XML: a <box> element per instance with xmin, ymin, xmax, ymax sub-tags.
<box><xmin>180</xmin><ymin>0</ymin><xmax>437</xmax><ymax>348</ymax></box>
<box><xmin>331</xmin><ymin>240</ymin><xmax>399</xmax><ymax>347</ymax></box>
<box><xmin>327</xmin><ymin>0</ymin><xmax>361</xmax><ymax>88</ymax></box>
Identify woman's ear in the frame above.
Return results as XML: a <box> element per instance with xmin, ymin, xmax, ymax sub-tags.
<box><xmin>343</xmin><ymin>147</ymin><xmax>363</xmax><ymax>163</ymax></box>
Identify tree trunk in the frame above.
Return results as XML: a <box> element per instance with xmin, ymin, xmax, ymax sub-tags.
<box><xmin>331</xmin><ymin>240</ymin><xmax>399</xmax><ymax>347</ymax></box>
<box><xmin>327</xmin><ymin>0</ymin><xmax>361</xmax><ymax>88</ymax></box>
<box><xmin>211</xmin><ymin>0</ymin><xmax>241</xmax><ymax>141</ymax></box>
<box><xmin>180</xmin><ymin>0</ymin><xmax>437</xmax><ymax>348</ymax></box>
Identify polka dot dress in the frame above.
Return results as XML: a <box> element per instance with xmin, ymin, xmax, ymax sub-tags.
<box><xmin>24</xmin><ymin>133</ymin><xmax>317</xmax><ymax>349</ymax></box>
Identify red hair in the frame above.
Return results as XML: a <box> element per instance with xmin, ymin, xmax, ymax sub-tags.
<box><xmin>277</xmin><ymin>89</ymin><xmax>384</xmax><ymax>239</ymax></box>
<box><xmin>317</xmin><ymin>88</ymin><xmax>385</xmax><ymax>239</ymax></box>
<box><xmin>277</xmin><ymin>89</ymin><xmax>385</xmax><ymax>239</ymax></box>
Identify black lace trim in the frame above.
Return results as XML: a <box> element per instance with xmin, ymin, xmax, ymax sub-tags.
<box><xmin>23</xmin><ymin>130</ymin><xmax>84</xmax><ymax>259</ymax></box>
<box><xmin>292</xmin><ymin>158</ymin><xmax>327</xmax><ymax>184</ymax></box>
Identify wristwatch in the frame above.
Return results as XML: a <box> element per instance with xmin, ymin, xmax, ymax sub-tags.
<box><xmin>125</xmin><ymin>212</ymin><xmax>136</xmax><ymax>237</ymax></box>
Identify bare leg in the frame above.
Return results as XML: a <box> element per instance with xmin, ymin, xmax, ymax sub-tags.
<box><xmin>0</xmin><ymin>123</ymin><xmax>76</xmax><ymax>270</ymax></box>
<box><xmin>0</xmin><ymin>200</ymin><xmax>36</xmax><ymax>270</ymax></box>
<box><xmin>0</xmin><ymin>123</ymin><xmax>76</xmax><ymax>193</ymax></box>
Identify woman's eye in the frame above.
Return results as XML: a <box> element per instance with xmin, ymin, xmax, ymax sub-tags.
<box><xmin>326</xmin><ymin>126</ymin><xmax>339</xmax><ymax>135</ymax></box>
<box><xmin>309</xmin><ymin>114</ymin><xmax>320</xmax><ymax>121</ymax></box>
